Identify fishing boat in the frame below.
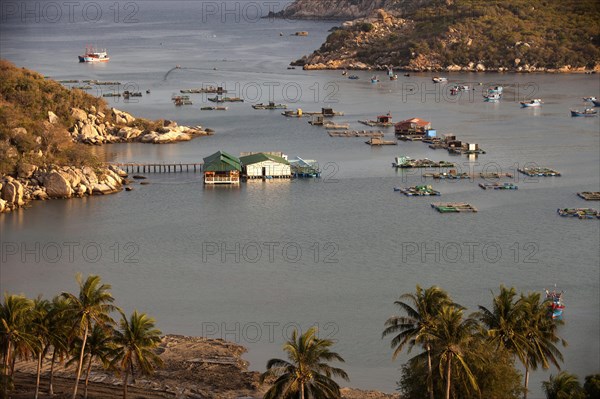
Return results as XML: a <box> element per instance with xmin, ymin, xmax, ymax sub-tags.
<box><xmin>487</xmin><ymin>86</ymin><xmax>503</xmax><ymax>94</ymax></box>
<box><xmin>582</xmin><ymin>96</ymin><xmax>597</xmax><ymax>102</ymax></box>
<box><xmin>342</xmin><ymin>70</ymin><xmax>347</xmax><ymax>76</ymax></box>
<box><xmin>520</xmin><ymin>99</ymin><xmax>543</xmax><ymax>107</ymax></box>
<box><xmin>432</xmin><ymin>77</ymin><xmax>447</xmax><ymax>83</ymax></box>
<box><xmin>389</xmin><ymin>74</ymin><xmax>398</xmax><ymax>81</ymax></box>
<box><xmin>484</xmin><ymin>93</ymin><xmax>501</xmax><ymax>102</ymax></box>
<box><xmin>570</xmin><ymin>108</ymin><xmax>598</xmax><ymax>117</ymax></box>
<box><xmin>358</xmin><ymin>112</ymin><xmax>393</xmax><ymax>127</ymax></box>
<box><xmin>592</xmin><ymin>99</ymin><xmax>600</xmax><ymax>107</ymax></box>
<box><xmin>387</xmin><ymin>67</ymin><xmax>394</xmax><ymax>77</ymax></box>
<box><xmin>78</xmin><ymin>46</ymin><xmax>109</xmax><ymax>63</ymax></box>
<box><xmin>371</xmin><ymin>76</ymin><xmax>380</xmax><ymax>83</ymax></box>
<box><xmin>545</xmin><ymin>288</ymin><xmax>565</xmax><ymax>319</ymax></box>
<box><xmin>348</xmin><ymin>75</ymin><xmax>359</xmax><ymax>80</ymax></box>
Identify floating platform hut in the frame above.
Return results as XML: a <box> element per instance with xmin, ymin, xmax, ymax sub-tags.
<box><xmin>288</xmin><ymin>157</ymin><xmax>321</xmax><ymax>178</ymax></box>
<box><xmin>208</xmin><ymin>96</ymin><xmax>244</xmax><ymax>103</ymax></box>
<box><xmin>557</xmin><ymin>208</ymin><xmax>600</xmax><ymax>219</ymax></box>
<box><xmin>431</xmin><ymin>202</ymin><xmax>478</xmax><ymax>213</ymax></box>
<box><xmin>518</xmin><ymin>167</ymin><xmax>561</xmax><ymax>176</ymax></box>
<box><xmin>240</xmin><ymin>152</ymin><xmax>292</xmax><ymax>179</ymax></box>
<box><xmin>359</xmin><ymin>113</ymin><xmax>393</xmax><ymax>127</ymax></box>
<box><xmin>398</xmin><ymin>185</ymin><xmax>441</xmax><ymax>196</ymax></box>
<box><xmin>392</xmin><ymin>156</ymin><xmax>455</xmax><ymax>169</ymax></box>
<box><xmin>479</xmin><ymin>182</ymin><xmax>518</xmax><ymax>190</ymax></box>
<box><xmin>366</xmin><ymin>137</ymin><xmax>397</xmax><ymax>146</ymax></box>
<box><xmin>577</xmin><ymin>192</ymin><xmax>600</xmax><ymax>200</ymax></box>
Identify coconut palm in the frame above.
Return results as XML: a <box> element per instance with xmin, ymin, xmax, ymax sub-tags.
<box><xmin>382</xmin><ymin>285</ymin><xmax>451</xmax><ymax>399</ymax></box>
<box><xmin>0</xmin><ymin>294</ymin><xmax>35</xmax><ymax>399</ymax></box>
<box><xmin>30</xmin><ymin>297</ymin><xmax>52</xmax><ymax>399</ymax></box>
<box><xmin>542</xmin><ymin>371</ymin><xmax>585</xmax><ymax>399</ymax></box>
<box><xmin>111</xmin><ymin>311</ymin><xmax>163</xmax><ymax>399</ymax></box>
<box><xmin>260</xmin><ymin>326</ymin><xmax>349</xmax><ymax>399</ymax></box>
<box><xmin>520</xmin><ymin>292</ymin><xmax>566</xmax><ymax>399</ymax></box>
<box><xmin>68</xmin><ymin>324</ymin><xmax>115</xmax><ymax>399</ymax></box>
<box><xmin>476</xmin><ymin>286</ymin><xmax>530</xmax><ymax>364</ymax></box>
<box><xmin>61</xmin><ymin>274</ymin><xmax>117</xmax><ymax>399</ymax></box>
<box><xmin>47</xmin><ymin>295</ymin><xmax>72</xmax><ymax>396</ymax></box>
<box><xmin>430</xmin><ymin>305</ymin><xmax>480</xmax><ymax>399</ymax></box>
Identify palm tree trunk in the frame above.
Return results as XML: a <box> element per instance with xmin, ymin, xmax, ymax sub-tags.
<box><xmin>300</xmin><ymin>384</ymin><xmax>304</xmax><ymax>399</ymax></box>
<box><xmin>445</xmin><ymin>356</ymin><xmax>452</xmax><ymax>399</ymax></box>
<box><xmin>524</xmin><ymin>363</ymin><xmax>529</xmax><ymax>399</ymax></box>
<box><xmin>122</xmin><ymin>368</ymin><xmax>129</xmax><ymax>399</ymax></box>
<box><xmin>34</xmin><ymin>351</ymin><xmax>42</xmax><ymax>399</ymax></box>
<box><xmin>72</xmin><ymin>323</ymin><xmax>89</xmax><ymax>399</ymax></box>
<box><xmin>427</xmin><ymin>344</ymin><xmax>434</xmax><ymax>399</ymax></box>
<box><xmin>84</xmin><ymin>355</ymin><xmax>93</xmax><ymax>399</ymax></box>
<box><xmin>3</xmin><ymin>341</ymin><xmax>11</xmax><ymax>399</ymax></box>
<box><xmin>49</xmin><ymin>348</ymin><xmax>57</xmax><ymax>395</ymax></box>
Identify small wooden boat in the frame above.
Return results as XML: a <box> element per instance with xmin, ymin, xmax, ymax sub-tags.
<box><xmin>592</xmin><ymin>99</ymin><xmax>600</xmax><ymax>107</ymax></box>
<box><xmin>520</xmin><ymin>99</ymin><xmax>542</xmax><ymax>107</ymax></box>
<box><xmin>582</xmin><ymin>96</ymin><xmax>597</xmax><ymax>102</ymax></box>
<box><xmin>484</xmin><ymin>93</ymin><xmax>501</xmax><ymax>102</ymax></box>
<box><xmin>570</xmin><ymin>108</ymin><xmax>598</xmax><ymax>117</ymax></box>
<box><xmin>371</xmin><ymin>76</ymin><xmax>380</xmax><ymax>83</ymax></box>
<box><xmin>348</xmin><ymin>75</ymin><xmax>359</xmax><ymax>80</ymax></box>
<box><xmin>201</xmin><ymin>106</ymin><xmax>228</xmax><ymax>111</ymax></box>
<box><xmin>432</xmin><ymin>77</ymin><xmax>447</xmax><ymax>83</ymax></box>
<box><xmin>389</xmin><ymin>74</ymin><xmax>398</xmax><ymax>81</ymax></box>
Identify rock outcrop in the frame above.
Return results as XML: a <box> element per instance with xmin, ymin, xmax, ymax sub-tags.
<box><xmin>0</xmin><ymin>164</ymin><xmax>126</xmax><ymax>213</ymax></box>
<box><xmin>68</xmin><ymin>107</ymin><xmax>212</xmax><ymax>145</ymax></box>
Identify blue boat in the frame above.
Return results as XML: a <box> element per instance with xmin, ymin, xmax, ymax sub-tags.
<box><xmin>592</xmin><ymin>99</ymin><xmax>600</xmax><ymax>107</ymax></box>
<box><xmin>570</xmin><ymin>108</ymin><xmax>598</xmax><ymax>117</ymax></box>
<box><xmin>348</xmin><ymin>75</ymin><xmax>359</xmax><ymax>80</ymax></box>
<box><xmin>545</xmin><ymin>289</ymin><xmax>565</xmax><ymax>320</ymax></box>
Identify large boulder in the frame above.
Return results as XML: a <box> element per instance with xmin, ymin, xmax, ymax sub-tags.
<box><xmin>43</xmin><ymin>171</ymin><xmax>73</xmax><ymax>198</ymax></box>
<box><xmin>71</xmin><ymin>108</ymin><xmax>88</xmax><ymax>122</ymax></box>
<box><xmin>48</xmin><ymin>111</ymin><xmax>59</xmax><ymax>124</ymax></box>
<box><xmin>17</xmin><ymin>163</ymin><xmax>37</xmax><ymax>179</ymax></box>
<box><xmin>1</xmin><ymin>179</ymin><xmax>25</xmax><ymax>206</ymax></box>
<box><xmin>112</xmin><ymin>108</ymin><xmax>136</xmax><ymax>125</ymax></box>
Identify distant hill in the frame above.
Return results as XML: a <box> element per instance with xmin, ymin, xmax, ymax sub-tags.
<box><xmin>284</xmin><ymin>0</ymin><xmax>600</xmax><ymax>72</ymax></box>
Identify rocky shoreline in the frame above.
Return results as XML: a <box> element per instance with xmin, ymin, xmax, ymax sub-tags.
<box><xmin>14</xmin><ymin>334</ymin><xmax>400</xmax><ymax>399</ymax></box>
<box><xmin>69</xmin><ymin>106</ymin><xmax>213</xmax><ymax>145</ymax></box>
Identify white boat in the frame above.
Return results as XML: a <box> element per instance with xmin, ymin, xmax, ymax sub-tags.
<box><xmin>582</xmin><ymin>96</ymin><xmax>597</xmax><ymax>102</ymax></box>
<box><xmin>484</xmin><ymin>93</ymin><xmax>501</xmax><ymax>101</ymax></box>
<box><xmin>520</xmin><ymin>99</ymin><xmax>543</xmax><ymax>107</ymax></box>
<box><xmin>78</xmin><ymin>46</ymin><xmax>109</xmax><ymax>63</ymax></box>
<box><xmin>432</xmin><ymin>77</ymin><xmax>447</xmax><ymax>83</ymax></box>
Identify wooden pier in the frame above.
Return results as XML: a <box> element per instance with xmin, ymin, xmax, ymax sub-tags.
<box><xmin>106</xmin><ymin>162</ymin><xmax>203</xmax><ymax>174</ymax></box>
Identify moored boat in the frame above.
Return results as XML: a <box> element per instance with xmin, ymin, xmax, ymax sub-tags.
<box><xmin>432</xmin><ymin>76</ymin><xmax>447</xmax><ymax>83</ymax></box>
<box><xmin>592</xmin><ymin>99</ymin><xmax>600</xmax><ymax>107</ymax></box>
<box><xmin>371</xmin><ymin>76</ymin><xmax>380</xmax><ymax>83</ymax></box>
<box><xmin>348</xmin><ymin>75</ymin><xmax>359</xmax><ymax>80</ymax></box>
<box><xmin>78</xmin><ymin>46</ymin><xmax>109</xmax><ymax>63</ymax></box>
<box><xmin>484</xmin><ymin>93</ymin><xmax>501</xmax><ymax>102</ymax></box>
<box><xmin>545</xmin><ymin>288</ymin><xmax>565</xmax><ymax>319</ymax></box>
<box><xmin>582</xmin><ymin>96</ymin><xmax>597</xmax><ymax>102</ymax></box>
<box><xmin>520</xmin><ymin>99</ymin><xmax>543</xmax><ymax>107</ymax></box>
<box><xmin>570</xmin><ymin>108</ymin><xmax>598</xmax><ymax>117</ymax></box>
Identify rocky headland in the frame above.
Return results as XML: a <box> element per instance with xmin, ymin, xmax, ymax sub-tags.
<box><xmin>284</xmin><ymin>0</ymin><xmax>600</xmax><ymax>73</ymax></box>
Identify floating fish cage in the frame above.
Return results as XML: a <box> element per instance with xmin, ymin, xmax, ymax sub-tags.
<box><xmin>398</xmin><ymin>185</ymin><xmax>441</xmax><ymax>196</ymax></box>
<box><xmin>431</xmin><ymin>202</ymin><xmax>477</xmax><ymax>213</ymax></box>
<box><xmin>577</xmin><ymin>192</ymin><xmax>600</xmax><ymax>201</ymax></box>
<box><xmin>518</xmin><ymin>167</ymin><xmax>561</xmax><ymax>177</ymax></box>
<box><xmin>557</xmin><ymin>208</ymin><xmax>600</xmax><ymax>219</ymax></box>
<box><xmin>479</xmin><ymin>182</ymin><xmax>518</xmax><ymax>190</ymax></box>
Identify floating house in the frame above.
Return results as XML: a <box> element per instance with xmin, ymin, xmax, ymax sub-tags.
<box><xmin>395</xmin><ymin>118</ymin><xmax>432</xmax><ymax>135</ymax></box>
<box><xmin>239</xmin><ymin>152</ymin><xmax>292</xmax><ymax>179</ymax></box>
<box><xmin>203</xmin><ymin>151</ymin><xmax>241</xmax><ymax>184</ymax></box>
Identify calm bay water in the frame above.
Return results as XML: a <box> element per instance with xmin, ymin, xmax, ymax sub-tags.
<box><xmin>1</xmin><ymin>1</ymin><xmax>599</xmax><ymax>396</ymax></box>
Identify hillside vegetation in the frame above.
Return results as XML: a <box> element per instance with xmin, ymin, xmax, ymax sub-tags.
<box><xmin>288</xmin><ymin>0</ymin><xmax>600</xmax><ymax>71</ymax></box>
<box><xmin>0</xmin><ymin>60</ymin><xmax>104</xmax><ymax>174</ymax></box>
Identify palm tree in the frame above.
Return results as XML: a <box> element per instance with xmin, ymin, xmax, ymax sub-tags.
<box><xmin>61</xmin><ymin>274</ymin><xmax>117</xmax><ymax>399</ymax></box>
<box><xmin>68</xmin><ymin>324</ymin><xmax>115</xmax><ymax>399</ymax></box>
<box><xmin>382</xmin><ymin>285</ymin><xmax>451</xmax><ymax>399</ymax></box>
<box><xmin>111</xmin><ymin>311</ymin><xmax>163</xmax><ymax>399</ymax></box>
<box><xmin>476</xmin><ymin>286</ymin><xmax>530</xmax><ymax>364</ymax></box>
<box><xmin>47</xmin><ymin>295</ymin><xmax>72</xmax><ymax>396</ymax></box>
<box><xmin>520</xmin><ymin>293</ymin><xmax>566</xmax><ymax>399</ymax></box>
<box><xmin>30</xmin><ymin>297</ymin><xmax>52</xmax><ymax>399</ymax></box>
<box><xmin>260</xmin><ymin>326</ymin><xmax>349</xmax><ymax>399</ymax></box>
<box><xmin>430</xmin><ymin>305</ymin><xmax>480</xmax><ymax>399</ymax></box>
<box><xmin>0</xmin><ymin>294</ymin><xmax>35</xmax><ymax>399</ymax></box>
<box><xmin>542</xmin><ymin>371</ymin><xmax>585</xmax><ymax>399</ymax></box>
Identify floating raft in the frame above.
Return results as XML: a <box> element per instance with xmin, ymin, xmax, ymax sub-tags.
<box><xmin>201</xmin><ymin>106</ymin><xmax>228</xmax><ymax>111</ymax></box>
<box><xmin>358</xmin><ymin>120</ymin><xmax>394</xmax><ymax>127</ymax></box>
<box><xmin>366</xmin><ymin>137</ymin><xmax>397</xmax><ymax>146</ymax></box>
<box><xmin>329</xmin><ymin>130</ymin><xmax>383</xmax><ymax>137</ymax></box>
<box><xmin>398</xmin><ymin>185</ymin><xmax>441</xmax><ymax>196</ymax></box>
<box><xmin>393</xmin><ymin>158</ymin><xmax>455</xmax><ymax>169</ymax></box>
<box><xmin>252</xmin><ymin>102</ymin><xmax>287</xmax><ymax>110</ymax></box>
<box><xmin>557</xmin><ymin>208</ymin><xmax>600</xmax><ymax>219</ymax></box>
<box><xmin>432</xmin><ymin>202</ymin><xmax>478</xmax><ymax>213</ymax></box>
<box><xmin>479</xmin><ymin>182</ymin><xmax>518</xmax><ymax>190</ymax></box>
<box><xmin>423</xmin><ymin>172</ymin><xmax>470</xmax><ymax>179</ymax></box>
<box><xmin>181</xmin><ymin>87</ymin><xmax>227</xmax><ymax>94</ymax></box>
<box><xmin>518</xmin><ymin>167</ymin><xmax>561</xmax><ymax>177</ymax></box>
<box><xmin>324</xmin><ymin>123</ymin><xmax>350</xmax><ymax>130</ymax></box>
<box><xmin>577</xmin><ymin>192</ymin><xmax>600</xmax><ymax>201</ymax></box>
<box><xmin>208</xmin><ymin>96</ymin><xmax>244</xmax><ymax>103</ymax></box>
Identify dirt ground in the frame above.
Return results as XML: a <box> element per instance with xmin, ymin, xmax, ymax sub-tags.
<box><xmin>10</xmin><ymin>334</ymin><xmax>400</xmax><ymax>399</ymax></box>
